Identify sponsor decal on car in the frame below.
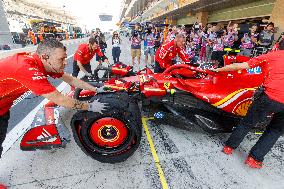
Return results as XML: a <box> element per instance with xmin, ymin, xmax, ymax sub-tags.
<box><xmin>163</xmin><ymin>82</ymin><xmax>171</xmax><ymax>89</ymax></box>
<box><xmin>247</xmin><ymin>66</ymin><xmax>262</xmax><ymax>74</ymax></box>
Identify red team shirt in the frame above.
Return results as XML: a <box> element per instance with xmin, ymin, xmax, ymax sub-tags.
<box><xmin>247</xmin><ymin>50</ymin><xmax>284</xmax><ymax>104</ymax></box>
<box><xmin>155</xmin><ymin>39</ymin><xmax>190</xmax><ymax>69</ymax></box>
<box><xmin>0</xmin><ymin>53</ymin><xmax>63</xmax><ymax>116</ymax></box>
<box><xmin>74</xmin><ymin>43</ymin><xmax>104</xmax><ymax>64</ymax></box>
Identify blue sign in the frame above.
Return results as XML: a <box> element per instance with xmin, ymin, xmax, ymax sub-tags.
<box><xmin>154</xmin><ymin>112</ymin><xmax>165</xmax><ymax>119</ymax></box>
<box><xmin>247</xmin><ymin>66</ymin><xmax>262</xmax><ymax>74</ymax></box>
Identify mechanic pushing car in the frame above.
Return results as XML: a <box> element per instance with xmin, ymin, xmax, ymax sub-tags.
<box><xmin>0</xmin><ymin>39</ymin><xmax>109</xmax><ymax>161</ymax></box>
<box><xmin>213</xmin><ymin>39</ymin><xmax>284</xmax><ymax>169</ymax></box>
<box><xmin>154</xmin><ymin>34</ymin><xmax>191</xmax><ymax>73</ymax></box>
<box><xmin>72</xmin><ymin>37</ymin><xmax>109</xmax><ymax>77</ymax></box>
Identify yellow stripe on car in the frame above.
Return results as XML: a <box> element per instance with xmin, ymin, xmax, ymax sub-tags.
<box><xmin>212</xmin><ymin>88</ymin><xmax>256</xmax><ymax>107</ymax></box>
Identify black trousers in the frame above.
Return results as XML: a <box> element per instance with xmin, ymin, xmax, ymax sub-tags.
<box><xmin>226</xmin><ymin>91</ymin><xmax>284</xmax><ymax>162</ymax></box>
<box><xmin>72</xmin><ymin>61</ymin><xmax>92</xmax><ymax>77</ymax></box>
<box><xmin>154</xmin><ymin>61</ymin><xmax>166</xmax><ymax>73</ymax></box>
<box><xmin>0</xmin><ymin>112</ymin><xmax>10</xmax><ymax>158</ymax></box>
<box><xmin>112</xmin><ymin>47</ymin><xmax>121</xmax><ymax>63</ymax></box>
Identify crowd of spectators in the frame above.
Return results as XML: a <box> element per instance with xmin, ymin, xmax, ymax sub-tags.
<box><xmin>127</xmin><ymin>20</ymin><xmax>279</xmax><ymax>69</ymax></box>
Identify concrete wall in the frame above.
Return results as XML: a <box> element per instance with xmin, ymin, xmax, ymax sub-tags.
<box><xmin>208</xmin><ymin>0</ymin><xmax>275</xmax><ymax>23</ymax></box>
<box><xmin>0</xmin><ymin>0</ymin><xmax>14</xmax><ymax>47</ymax></box>
<box><xmin>177</xmin><ymin>16</ymin><xmax>196</xmax><ymax>25</ymax></box>
<box><xmin>177</xmin><ymin>0</ymin><xmax>276</xmax><ymax>26</ymax></box>
<box><xmin>270</xmin><ymin>0</ymin><xmax>284</xmax><ymax>38</ymax></box>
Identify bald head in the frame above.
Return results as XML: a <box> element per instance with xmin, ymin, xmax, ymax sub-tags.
<box><xmin>175</xmin><ymin>34</ymin><xmax>186</xmax><ymax>48</ymax></box>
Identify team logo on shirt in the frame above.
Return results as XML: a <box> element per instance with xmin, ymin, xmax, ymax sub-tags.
<box><xmin>29</xmin><ymin>68</ymin><xmax>39</xmax><ymax>71</ymax></box>
<box><xmin>32</xmin><ymin>76</ymin><xmax>47</xmax><ymax>80</ymax></box>
<box><xmin>31</xmin><ymin>69</ymin><xmax>46</xmax><ymax>80</ymax></box>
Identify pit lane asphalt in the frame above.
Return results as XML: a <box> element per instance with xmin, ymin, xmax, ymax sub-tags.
<box><xmin>1</xmin><ymin>37</ymin><xmax>284</xmax><ymax>189</ymax></box>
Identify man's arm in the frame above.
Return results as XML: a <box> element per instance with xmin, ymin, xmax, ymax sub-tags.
<box><xmin>76</xmin><ymin>61</ymin><xmax>90</xmax><ymax>74</ymax></box>
<box><xmin>42</xmin><ymin>89</ymin><xmax>109</xmax><ymax>114</ymax></box>
<box><xmin>61</xmin><ymin>73</ymin><xmax>97</xmax><ymax>92</ymax></box>
<box><xmin>213</xmin><ymin>52</ymin><xmax>269</xmax><ymax>72</ymax></box>
<box><xmin>177</xmin><ymin>48</ymin><xmax>190</xmax><ymax>63</ymax></box>
<box><xmin>227</xmin><ymin>21</ymin><xmax>232</xmax><ymax>30</ymax></box>
<box><xmin>96</xmin><ymin>48</ymin><xmax>109</xmax><ymax>63</ymax></box>
<box><xmin>213</xmin><ymin>62</ymin><xmax>250</xmax><ymax>72</ymax></box>
<box><xmin>42</xmin><ymin>90</ymin><xmax>89</xmax><ymax>110</ymax></box>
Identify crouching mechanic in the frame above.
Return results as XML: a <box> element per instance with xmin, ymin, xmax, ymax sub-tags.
<box><xmin>154</xmin><ymin>34</ymin><xmax>190</xmax><ymax>73</ymax></box>
<box><xmin>0</xmin><ymin>39</ymin><xmax>109</xmax><ymax>171</ymax></box>
<box><xmin>213</xmin><ymin>39</ymin><xmax>284</xmax><ymax>168</ymax></box>
<box><xmin>73</xmin><ymin>37</ymin><xmax>109</xmax><ymax>77</ymax></box>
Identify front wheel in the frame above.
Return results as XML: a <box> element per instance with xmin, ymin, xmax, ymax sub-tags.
<box><xmin>71</xmin><ymin>92</ymin><xmax>142</xmax><ymax>163</ymax></box>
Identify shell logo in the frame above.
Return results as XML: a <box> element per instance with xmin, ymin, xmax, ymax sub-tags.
<box><xmin>232</xmin><ymin>99</ymin><xmax>252</xmax><ymax>116</ymax></box>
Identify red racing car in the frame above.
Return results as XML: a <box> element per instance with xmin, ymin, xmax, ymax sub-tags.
<box><xmin>20</xmin><ymin>61</ymin><xmax>266</xmax><ymax>163</ymax></box>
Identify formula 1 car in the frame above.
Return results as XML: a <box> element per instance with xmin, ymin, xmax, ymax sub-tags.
<box><xmin>81</xmin><ymin>62</ymin><xmax>135</xmax><ymax>83</ymax></box>
<box><xmin>20</xmin><ymin>61</ymin><xmax>266</xmax><ymax>164</ymax></box>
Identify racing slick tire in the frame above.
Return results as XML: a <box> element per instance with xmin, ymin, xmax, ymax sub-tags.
<box><xmin>71</xmin><ymin>92</ymin><xmax>142</xmax><ymax>163</ymax></box>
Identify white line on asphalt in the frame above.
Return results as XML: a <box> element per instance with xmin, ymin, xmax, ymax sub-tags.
<box><xmin>2</xmin><ymin>53</ymin><xmax>75</xmax><ymax>155</ymax></box>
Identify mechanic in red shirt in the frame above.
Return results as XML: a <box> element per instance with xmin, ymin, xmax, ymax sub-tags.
<box><xmin>0</xmin><ymin>39</ymin><xmax>108</xmax><ymax>167</ymax></box>
<box><xmin>73</xmin><ymin>37</ymin><xmax>109</xmax><ymax>77</ymax></box>
<box><xmin>213</xmin><ymin>39</ymin><xmax>284</xmax><ymax>168</ymax></box>
<box><xmin>155</xmin><ymin>34</ymin><xmax>190</xmax><ymax>73</ymax></box>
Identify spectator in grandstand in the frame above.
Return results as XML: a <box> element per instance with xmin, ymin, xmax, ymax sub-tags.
<box><xmin>153</xmin><ymin>27</ymin><xmax>161</xmax><ymax>52</ymax></box>
<box><xmin>144</xmin><ymin>27</ymin><xmax>155</xmax><ymax>68</ymax></box>
<box><xmin>211</xmin><ymin>30</ymin><xmax>225</xmax><ymax>67</ymax></box>
<box><xmin>259</xmin><ymin>22</ymin><xmax>275</xmax><ymax>47</ymax></box>
<box><xmin>130</xmin><ymin>23</ymin><xmax>141</xmax><ymax>67</ymax></box>
<box><xmin>166</xmin><ymin>26</ymin><xmax>177</xmax><ymax>42</ymax></box>
<box><xmin>239</xmin><ymin>24</ymin><xmax>259</xmax><ymax>57</ymax></box>
<box><xmin>206</xmin><ymin>26</ymin><xmax>216</xmax><ymax>62</ymax></box>
<box><xmin>28</xmin><ymin>29</ymin><xmax>36</xmax><ymax>45</ymax></box>
<box><xmin>111</xmin><ymin>31</ymin><xmax>121</xmax><ymax>63</ymax></box>
<box><xmin>65</xmin><ymin>31</ymin><xmax>69</xmax><ymax>41</ymax></box>
<box><xmin>185</xmin><ymin>41</ymin><xmax>198</xmax><ymax>63</ymax></box>
<box><xmin>190</xmin><ymin>25</ymin><xmax>201</xmax><ymax>52</ymax></box>
<box><xmin>224</xmin><ymin>21</ymin><xmax>238</xmax><ymax>48</ymax></box>
<box><xmin>199</xmin><ymin>26</ymin><xmax>208</xmax><ymax>62</ymax></box>
<box><xmin>94</xmin><ymin>28</ymin><xmax>107</xmax><ymax>65</ymax></box>
<box><xmin>179</xmin><ymin>25</ymin><xmax>187</xmax><ymax>36</ymax></box>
